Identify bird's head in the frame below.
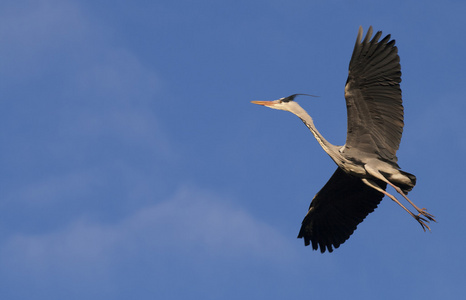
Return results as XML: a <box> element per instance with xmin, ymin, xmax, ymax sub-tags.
<box><xmin>251</xmin><ymin>94</ymin><xmax>317</xmax><ymax>112</ymax></box>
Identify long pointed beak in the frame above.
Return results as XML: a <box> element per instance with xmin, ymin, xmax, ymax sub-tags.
<box><xmin>251</xmin><ymin>100</ymin><xmax>274</xmax><ymax>106</ymax></box>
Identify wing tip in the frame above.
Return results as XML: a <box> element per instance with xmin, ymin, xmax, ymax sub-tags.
<box><xmin>298</xmin><ymin>228</ymin><xmax>338</xmax><ymax>253</ymax></box>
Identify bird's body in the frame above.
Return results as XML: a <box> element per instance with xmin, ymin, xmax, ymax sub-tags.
<box><xmin>252</xmin><ymin>26</ymin><xmax>435</xmax><ymax>253</ymax></box>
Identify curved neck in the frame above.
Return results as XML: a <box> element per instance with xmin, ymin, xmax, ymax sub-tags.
<box><xmin>288</xmin><ymin>102</ymin><xmax>341</xmax><ymax>162</ymax></box>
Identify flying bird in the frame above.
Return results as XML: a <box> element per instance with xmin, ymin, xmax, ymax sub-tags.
<box><xmin>251</xmin><ymin>26</ymin><xmax>435</xmax><ymax>253</ymax></box>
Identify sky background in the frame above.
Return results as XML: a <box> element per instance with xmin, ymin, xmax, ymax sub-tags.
<box><xmin>1</xmin><ymin>0</ymin><xmax>465</xmax><ymax>299</ymax></box>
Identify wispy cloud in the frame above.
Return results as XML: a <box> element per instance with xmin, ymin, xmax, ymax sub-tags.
<box><xmin>0</xmin><ymin>186</ymin><xmax>295</xmax><ymax>286</ymax></box>
<box><xmin>0</xmin><ymin>0</ymin><xmax>89</xmax><ymax>80</ymax></box>
<box><xmin>0</xmin><ymin>0</ymin><xmax>171</xmax><ymax>156</ymax></box>
<box><xmin>0</xmin><ymin>0</ymin><xmax>174</xmax><ymax>215</ymax></box>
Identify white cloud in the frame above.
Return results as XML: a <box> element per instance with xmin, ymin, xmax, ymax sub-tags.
<box><xmin>0</xmin><ymin>0</ymin><xmax>177</xmax><ymax>178</ymax></box>
<box><xmin>137</xmin><ymin>185</ymin><xmax>295</xmax><ymax>259</ymax></box>
<box><xmin>3</xmin><ymin>168</ymin><xmax>101</xmax><ymax>206</ymax></box>
<box><xmin>0</xmin><ymin>186</ymin><xmax>295</xmax><ymax>282</ymax></box>
<box><xmin>0</xmin><ymin>0</ymin><xmax>172</xmax><ymax>157</ymax></box>
<box><xmin>0</xmin><ymin>0</ymin><xmax>89</xmax><ymax>80</ymax></box>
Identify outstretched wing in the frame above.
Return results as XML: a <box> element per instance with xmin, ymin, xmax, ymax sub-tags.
<box><xmin>343</xmin><ymin>26</ymin><xmax>404</xmax><ymax>163</ymax></box>
<box><xmin>298</xmin><ymin>167</ymin><xmax>386</xmax><ymax>253</ymax></box>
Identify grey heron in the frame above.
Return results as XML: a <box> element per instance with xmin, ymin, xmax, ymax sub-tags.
<box><xmin>252</xmin><ymin>26</ymin><xmax>435</xmax><ymax>253</ymax></box>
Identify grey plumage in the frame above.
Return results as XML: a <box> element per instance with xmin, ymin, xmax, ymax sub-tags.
<box><xmin>344</xmin><ymin>26</ymin><xmax>403</xmax><ymax>164</ymax></box>
<box><xmin>252</xmin><ymin>26</ymin><xmax>435</xmax><ymax>253</ymax></box>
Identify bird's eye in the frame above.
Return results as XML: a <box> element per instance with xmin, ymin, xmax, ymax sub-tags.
<box><xmin>279</xmin><ymin>97</ymin><xmax>291</xmax><ymax>103</ymax></box>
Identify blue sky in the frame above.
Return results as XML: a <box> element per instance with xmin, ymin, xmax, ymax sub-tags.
<box><xmin>1</xmin><ymin>0</ymin><xmax>465</xmax><ymax>299</ymax></box>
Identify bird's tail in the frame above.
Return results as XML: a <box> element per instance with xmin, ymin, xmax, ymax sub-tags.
<box><xmin>398</xmin><ymin>170</ymin><xmax>416</xmax><ymax>194</ymax></box>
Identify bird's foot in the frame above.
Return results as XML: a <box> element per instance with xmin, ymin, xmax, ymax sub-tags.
<box><xmin>415</xmin><ymin>214</ymin><xmax>431</xmax><ymax>232</ymax></box>
<box><xmin>417</xmin><ymin>208</ymin><xmax>436</xmax><ymax>223</ymax></box>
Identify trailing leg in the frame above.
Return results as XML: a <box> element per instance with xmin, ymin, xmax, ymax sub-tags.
<box><xmin>361</xmin><ymin>178</ymin><xmax>431</xmax><ymax>231</ymax></box>
<box><xmin>385</xmin><ymin>181</ymin><xmax>436</xmax><ymax>222</ymax></box>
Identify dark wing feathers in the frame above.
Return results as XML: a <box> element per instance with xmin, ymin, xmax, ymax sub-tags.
<box><xmin>298</xmin><ymin>168</ymin><xmax>386</xmax><ymax>253</ymax></box>
<box><xmin>344</xmin><ymin>26</ymin><xmax>404</xmax><ymax>163</ymax></box>
<box><xmin>296</xmin><ymin>27</ymin><xmax>402</xmax><ymax>253</ymax></box>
